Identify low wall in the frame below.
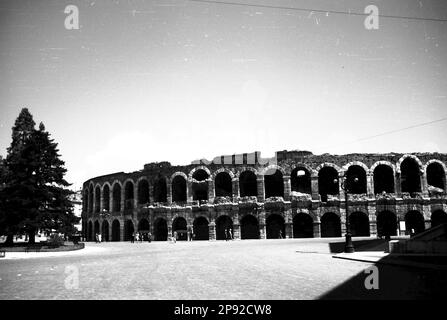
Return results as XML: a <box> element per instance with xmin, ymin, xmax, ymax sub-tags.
<box><xmin>389</xmin><ymin>240</ymin><xmax>447</xmax><ymax>254</ymax></box>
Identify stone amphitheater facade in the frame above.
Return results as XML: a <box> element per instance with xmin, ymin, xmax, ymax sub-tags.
<box><xmin>81</xmin><ymin>150</ymin><xmax>447</xmax><ymax>242</ymax></box>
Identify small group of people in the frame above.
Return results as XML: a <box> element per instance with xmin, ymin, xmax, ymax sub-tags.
<box><xmin>225</xmin><ymin>228</ymin><xmax>233</xmax><ymax>241</ymax></box>
<box><xmin>131</xmin><ymin>231</ymin><xmax>152</xmax><ymax>243</ymax></box>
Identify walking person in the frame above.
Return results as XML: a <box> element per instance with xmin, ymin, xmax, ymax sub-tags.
<box><xmin>131</xmin><ymin>231</ymin><xmax>135</xmax><ymax>243</ymax></box>
<box><xmin>229</xmin><ymin>228</ymin><xmax>233</xmax><ymax>240</ymax></box>
<box><xmin>98</xmin><ymin>233</ymin><xmax>102</xmax><ymax>243</ymax></box>
<box><xmin>173</xmin><ymin>231</ymin><xmax>177</xmax><ymax>243</ymax></box>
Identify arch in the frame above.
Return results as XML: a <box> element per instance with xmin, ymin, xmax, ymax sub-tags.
<box><xmin>318</xmin><ymin>166</ymin><xmax>339</xmax><ymax>202</ymax></box>
<box><xmin>112</xmin><ymin>182</ymin><xmax>122</xmax><ymax>212</ymax></box>
<box><xmin>87</xmin><ymin>221</ymin><xmax>93</xmax><ymax>241</ymax></box>
<box><xmin>94</xmin><ymin>185</ymin><xmax>101</xmax><ymax>213</ymax></box>
<box><xmin>153</xmin><ymin>176</ymin><xmax>167</xmax><ymax>203</ymax></box>
<box><xmin>315</xmin><ymin>162</ymin><xmax>341</xmax><ymax>173</ymax></box>
<box><xmin>239</xmin><ymin>170</ymin><xmax>257</xmax><ymax>197</ymax></box>
<box><xmin>215</xmin><ymin>171</ymin><xmax>233</xmax><ymax>197</ymax></box>
<box><xmin>345</xmin><ymin>165</ymin><xmax>367</xmax><ymax>194</ymax></box>
<box><xmin>170</xmin><ymin>171</ymin><xmax>188</xmax><ymax>183</ymax></box>
<box><xmin>124</xmin><ymin>219</ymin><xmax>135</xmax><ymax>241</ymax></box>
<box><xmin>193</xmin><ymin>216</ymin><xmax>209</xmax><ymax>240</ymax></box>
<box><xmin>373</xmin><ymin>164</ymin><xmax>395</xmax><ymax>194</ymax></box>
<box><xmin>320</xmin><ymin>212</ymin><xmax>341</xmax><ymax>237</ymax></box>
<box><xmin>264</xmin><ymin>169</ymin><xmax>284</xmax><ymax>198</ymax></box>
<box><xmin>377</xmin><ymin>211</ymin><xmax>397</xmax><ymax>237</ymax></box>
<box><xmin>426</xmin><ymin>161</ymin><xmax>446</xmax><ymax>190</ymax></box>
<box><xmin>102</xmin><ymin>184</ymin><xmax>110</xmax><ymax>212</ymax></box>
<box><xmin>349</xmin><ymin>211</ymin><xmax>370</xmax><ymax>236</ymax></box>
<box><xmin>188</xmin><ymin>166</ymin><xmax>212</xmax><ymax>180</ymax></box>
<box><xmin>154</xmin><ymin>218</ymin><xmax>168</xmax><ymax>241</ymax></box>
<box><xmin>94</xmin><ymin>220</ymin><xmax>100</xmax><ymax>240</ymax></box>
<box><xmin>343</xmin><ymin>161</ymin><xmax>369</xmax><ymax>173</ymax></box>
<box><xmin>291</xmin><ymin>167</ymin><xmax>311</xmax><ymax>194</ymax></box>
<box><xmin>293</xmin><ymin>213</ymin><xmax>313</xmax><ymax>238</ymax></box>
<box><xmin>240</xmin><ymin>214</ymin><xmax>259</xmax><ymax>239</ymax></box>
<box><xmin>172</xmin><ymin>175</ymin><xmax>187</xmax><ymax>202</ymax></box>
<box><xmin>431</xmin><ymin>210</ymin><xmax>447</xmax><ymax>227</ymax></box>
<box><xmin>172</xmin><ymin>216</ymin><xmax>188</xmax><ymax>241</ymax></box>
<box><xmin>260</xmin><ymin>164</ymin><xmax>286</xmax><ymax>176</ymax></box>
<box><xmin>111</xmin><ymin>219</ymin><xmax>120</xmax><ymax>241</ymax></box>
<box><xmin>405</xmin><ymin>210</ymin><xmax>425</xmax><ymax>235</ymax></box>
<box><xmin>400</xmin><ymin>157</ymin><xmax>422</xmax><ymax>193</ymax></box>
<box><xmin>124</xmin><ymin>180</ymin><xmax>134</xmax><ymax>210</ymax></box>
<box><xmin>266</xmin><ymin>213</ymin><xmax>285</xmax><ymax>239</ymax></box>
<box><xmin>212</xmin><ymin>167</ymin><xmax>235</xmax><ymax>179</ymax></box>
<box><xmin>396</xmin><ymin>154</ymin><xmax>423</xmax><ymax>173</ymax></box>
<box><xmin>137</xmin><ymin>179</ymin><xmax>149</xmax><ymax>205</ymax></box>
<box><xmin>192</xmin><ymin>169</ymin><xmax>209</xmax><ymax>201</ymax></box>
<box><xmin>101</xmin><ymin>220</ymin><xmax>109</xmax><ymax>242</ymax></box>
<box><xmin>88</xmin><ymin>184</ymin><xmax>93</xmax><ymax>213</ymax></box>
<box><xmin>216</xmin><ymin>215</ymin><xmax>233</xmax><ymax>240</ymax></box>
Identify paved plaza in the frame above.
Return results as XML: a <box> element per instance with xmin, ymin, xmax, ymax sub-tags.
<box><xmin>0</xmin><ymin>238</ymin><xmax>445</xmax><ymax>300</ymax></box>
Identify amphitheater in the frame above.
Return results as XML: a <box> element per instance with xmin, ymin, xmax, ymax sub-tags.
<box><xmin>82</xmin><ymin>150</ymin><xmax>447</xmax><ymax>242</ymax></box>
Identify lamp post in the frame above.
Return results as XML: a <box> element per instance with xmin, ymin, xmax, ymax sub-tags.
<box><xmin>337</xmin><ymin>174</ymin><xmax>358</xmax><ymax>253</ymax></box>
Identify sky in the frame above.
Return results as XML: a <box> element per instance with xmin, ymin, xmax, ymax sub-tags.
<box><xmin>1</xmin><ymin>0</ymin><xmax>447</xmax><ymax>190</ymax></box>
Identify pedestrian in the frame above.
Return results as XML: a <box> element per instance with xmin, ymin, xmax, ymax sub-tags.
<box><xmin>148</xmin><ymin>232</ymin><xmax>152</xmax><ymax>243</ymax></box>
<box><xmin>279</xmin><ymin>230</ymin><xmax>283</xmax><ymax>239</ymax></box>
<box><xmin>95</xmin><ymin>233</ymin><xmax>99</xmax><ymax>243</ymax></box>
<box><xmin>173</xmin><ymin>231</ymin><xmax>177</xmax><ymax>243</ymax></box>
<box><xmin>229</xmin><ymin>228</ymin><xmax>233</xmax><ymax>240</ymax></box>
<box><xmin>140</xmin><ymin>232</ymin><xmax>143</xmax><ymax>243</ymax></box>
<box><xmin>98</xmin><ymin>233</ymin><xmax>102</xmax><ymax>243</ymax></box>
<box><xmin>225</xmin><ymin>228</ymin><xmax>229</xmax><ymax>241</ymax></box>
<box><xmin>131</xmin><ymin>232</ymin><xmax>135</xmax><ymax>243</ymax></box>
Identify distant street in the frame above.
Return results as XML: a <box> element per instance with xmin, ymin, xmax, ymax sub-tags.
<box><xmin>0</xmin><ymin>238</ymin><xmax>445</xmax><ymax>299</ymax></box>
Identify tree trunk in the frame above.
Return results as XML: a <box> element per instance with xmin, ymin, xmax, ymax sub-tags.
<box><xmin>28</xmin><ymin>229</ymin><xmax>35</xmax><ymax>244</ymax></box>
<box><xmin>5</xmin><ymin>233</ymin><xmax>14</xmax><ymax>246</ymax></box>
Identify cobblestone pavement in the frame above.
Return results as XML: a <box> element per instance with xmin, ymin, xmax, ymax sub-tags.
<box><xmin>0</xmin><ymin>238</ymin><xmax>443</xmax><ymax>299</ymax></box>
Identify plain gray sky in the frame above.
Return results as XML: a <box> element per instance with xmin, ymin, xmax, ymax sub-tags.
<box><xmin>1</xmin><ymin>0</ymin><xmax>447</xmax><ymax>189</ymax></box>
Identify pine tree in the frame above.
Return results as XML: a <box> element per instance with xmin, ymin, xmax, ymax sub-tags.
<box><xmin>0</xmin><ymin>108</ymin><xmax>79</xmax><ymax>245</ymax></box>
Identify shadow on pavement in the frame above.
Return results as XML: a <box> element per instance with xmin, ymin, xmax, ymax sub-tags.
<box><xmin>328</xmin><ymin>239</ymin><xmax>388</xmax><ymax>253</ymax></box>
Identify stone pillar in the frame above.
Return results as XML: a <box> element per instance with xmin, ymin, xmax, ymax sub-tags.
<box><xmin>425</xmin><ymin>220</ymin><xmax>431</xmax><ymax>230</ymax></box>
<box><xmin>109</xmin><ymin>188</ymin><xmax>113</xmax><ymax>213</ymax></box>
<box><xmin>366</xmin><ymin>173</ymin><xmax>374</xmax><ymax>198</ymax></box>
<box><xmin>285</xmin><ymin>222</ymin><xmax>293</xmax><ymax>239</ymax></box>
<box><xmin>100</xmin><ymin>187</ymin><xmax>104</xmax><ymax>213</ymax></box>
<box><xmin>233</xmin><ymin>223</ymin><xmax>241</xmax><ymax>240</ymax></box>
<box><xmin>232</xmin><ymin>178</ymin><xmax>239</xmax><ymax>199</ymax></box>
<box><xmin>120</xmin><ymin>186</ymin><xmax>125</xmax><ymax>212</ymax></box>
<box><xmin>149</xmin><ymin>183</ymin><xmax>154</xmax><ymax>204</ymax></box>
<box><xmin>187</xmin><ymin>180</ymin><xmax>193</xmax><ymax>203</ymax></box>
<box><xmin>209</xmin><ymin>221</ymin><xmax>216</xmax><ymax>240</ymax></box>
<box><xmin>395</xmin><ymin>172</ymin><xmax>402</xmax><ymax>196</ymax></box>
<box><xmin>134</xmin><ymin>183</ymin><xmax>138</xmax><ymax>208</ymax></box>
<box><xmin>259</xmin><ymin>223</ymin><xmax>266</xmax><ymax>239</ymax></box>
<box><xmin>167</xmin><ymin>222</ymin><xmax>173</xmax><ymax>239</ymax></box>
<box><xmin>369</xmin><ymin>220</ymin><xmax>377</xmax><ymax>237</ymax></box>
<box><xmin>311</xmin><ymin>175</ymin><xmax>320</xmax><ymax>201</ymax></box>
<box><xmin>421</xmin><ymin>171</ymin><xmax>429</xmax><ymax>197</ymax></box>
<box><xmin>338</xmin><ymin>172</ymin><xmax>345</xmax><ymax>201</ymax></box>
<box><xmin>313</xmin><ymin>221</ymin><xmax>321</xmax><ymax>238</ymax></box>
<box><xmin>257</xmin><ymin>176</ymin><xmax>265</xmax><ymax>202</ymax></box>
<box><xmin>208</xmin><ymin>179</ymin><xmax>215</xmax><ymax>203</ymax></box>
<box><xmin>120</xmin><ymin>220</ymin><xmax>125</xmax><ymax>241</ymax></box>
<box><xmin>167</xmin><ymin>182</ymin><xmax>172</xmax><ymax>204</ymax></box>
<box><xmin>283</xmin><ymin>175</ymin><xmax>291</xmax><ymax>201</ymax></box>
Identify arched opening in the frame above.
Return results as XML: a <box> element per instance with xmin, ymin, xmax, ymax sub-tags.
<box><xmin>111</xmin><ymin>220</ymin><xmax>120</xmax><ymax>241</ymax></box>
<box><xmin>215</xmin><ymin>172</ymin><xmax>232</xmax><ymax>197</ymax></box>
<box><xmin>137</xmin><ymin>180</ymin><xmax>149</xmax><ymax>205</ymax></box>
<box><xmin>320</xmin><ymin>212</ymin><xmax>341</xmax><ymax>237</ymax></box>
<box><xmin>405</xmin><ymin>211</ymin><xmax>425</xmax><ymax>235</ymax></box>
<box><xmin>95</xmin><ymin>186</ymin><xmax>100</xmax><ymax>213</ymax></box>
<box><xmin>239</xmin><ymin>171</ymin><xmax>257</xmax><ymax>197</ymax></box>
<box><xmin>293</xmin><ymin>213</ymin><xmax>313</xmax><ymax>238</ymax></box>
<box><xmin>193</xmin><ymin>216</ymin><xmax>209</xmax><ymax>240</ymax></box>
<box><xmin>291</xmin><ymin>167</ymin><xmax>311</xmax><ymax>194</ymax></box>
<box><xmin>101</xmin><ymin>220</ymin><xmax>109</xmax><ymax>241</ymax></box>
<box><xmin>154</xmin><ymin>218</ymin><xmax>168</xmax><ymax>241</ymax></box>
<box><xmin>431</xmin><ymin>210</ymin><xmax>447</xmax><ymax>227</ymax></box>
<box><xmin>88</xmin><ymin>185</ymin><xmax>93</xmax><ymax>213</ymax></box>
<box><xmin>346</xmin><ymin>165</ymin><xmax>367</xmax><ymax>194</ymax></box>
<box><xmin>112</xmin><ymin>183</ymin><xmax>121</xmax><ymax>212</ymax></box>
<box><xmin>102</xmin><ymin>185</ymin><xmax>110</xmax><ymax>212</ymax></box>
<box><xmin>124</xmin><ymin>181</ymin><xmax>134</xmax><ymax>210</ymax></box>
<box><xmin>264</xmin><ymin>169</ymin><xmax>284</xmax><ymax>198</ymax></box>
<box><xmin>401</xmin><ymin>158</ymin><xmax>421</xmax><ymax>193</ymax></box>
<box><xmin>124</xmin><ymin>220</ymin><xmax>134</xmax><ymax>241</ymax></box>
<box><xmin>172</xmin><ymin>217</ymin><xmax>188</xmax><ymax>241</ymax></box>
<box><xmin>153</xmin><ymin>176</ymin><xmax>167</xmax><ymax>203</ymax></box>
<box><xmin>318</xmin><ymin>167</ymin><xmax>339</xmax><ymax>202</ymax></box>
<box><xmin>83</xmin><ymin>189</ymin><xmax>89</xmax><ymax>213</ymax></box>
<box><xmin>373</xmin><ymin>165</ymin><xmax>394</xmax><ymax>194</ymax></box>
<box><xmin>427</xmin><ymin>162</ymin><xmax>446</xmax><ymax>190</ymax></box>
<box><xmin>94</xmin><ymin>220</ymin><xmax>100</xmax><ymax>239</ymax></box>
<box><xmin>240</xmin><ymin>214</ymin><xmax>259</xmax><ymax>239</ymax></box>
<box><xmin>377</xmin><ymin>211</ymin><xmax>397</xmax><ymax>237</ymax></box>
<box><xmin>192</xmin><ymin>169</ymin><xmax>209</xmax><ymax>201</ymax></box>
<box><xmin>216</xmin><ymin>215</ymin><xmax>233</xmax><ymax>240</ymax></box>
<box><xmin>87</xmin><ymin>221</ymin><xmax>93</xmax><ymax>241</ymax></box>
<box><xmin>349</xmin><ymin>212</ymin><xmax>370</xmax><ymax>236</ymax></box>
<box><xmin>266</xmin><ymin>214</ymin><xmax>285</xmax><ymax>239</ymax></box>
<box><xmin>138</xmin><ymin>218</ymin><xmax>150</xmax><ymax>232</ymax></box>
<box><xmin>172</xmin><ymin>175</ymin><xmax>187</xmax><ymax>202</ymax></box>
